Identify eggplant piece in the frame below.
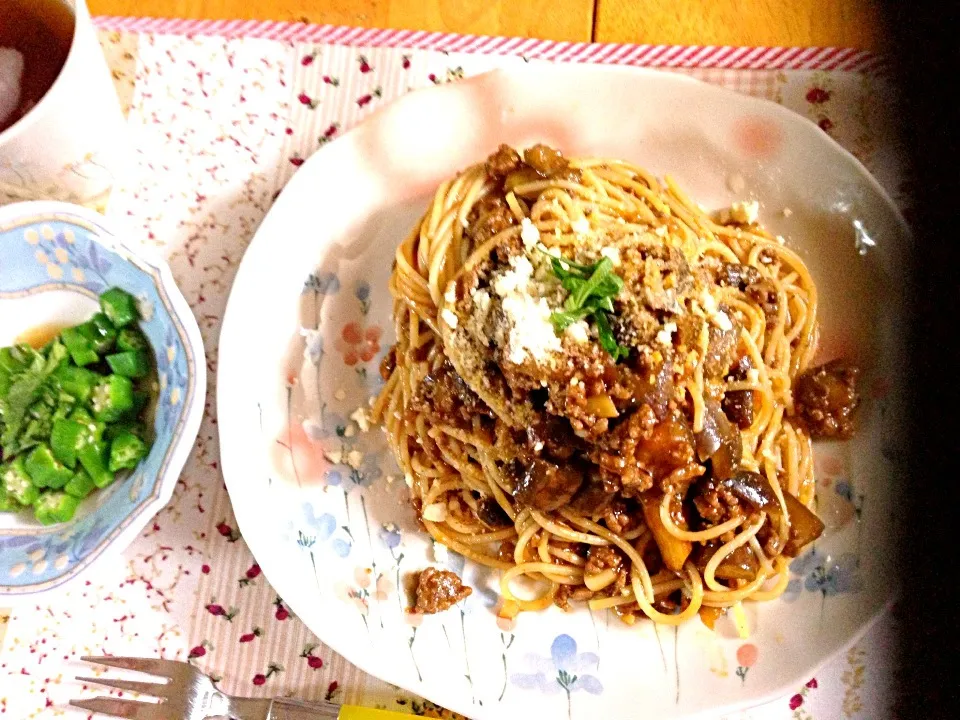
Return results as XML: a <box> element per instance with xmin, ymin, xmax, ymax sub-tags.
<box><xmin>694</xmin><ymin>541</ymin><xmax>760</xmax><ymax>580</ymax></box>
<box><xmin>724</xmin><ymin>470</ymin><xmax>780</xmax><ymax>514</ymax></box>
<box><xmin>568</xmin><ymin>470</ymin><xmax>619</xmax><ymax>515</ymax></box>
<box><xmin>509</xmin><ymin>457</ymin><xmax>584</xmax><ymax>512</ymax></box>
<box><xmin>640</xmin><ymin>492</ymin><xmax>692</xmax><ymax>573</ymax></box>
<box><xmin>782</xmin><ymin>491</ymin><xmax>826</xmax><ymax>556</ymax></box>
<box><xmin>695</xmin><ymin>398</ymin><xmax>743</xmax><ymax>480</ymax></box>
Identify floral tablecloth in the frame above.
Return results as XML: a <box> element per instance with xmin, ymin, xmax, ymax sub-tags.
<box><xmin>0</xmin><ymin>20</ymin><xmax>905</xmax><ymax>719</ymax></box>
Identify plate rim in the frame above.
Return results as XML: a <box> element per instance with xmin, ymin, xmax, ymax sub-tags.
<box><xmin>218</xmin><ymin>64</ymin><xmax>908</xmax><ymax>717</ymax></box>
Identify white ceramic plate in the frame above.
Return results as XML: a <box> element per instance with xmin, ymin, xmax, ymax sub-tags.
<box><xmin>218</xmin><ymin>66</ymin><xmax>908</xmax><ymax>719</ymax></box>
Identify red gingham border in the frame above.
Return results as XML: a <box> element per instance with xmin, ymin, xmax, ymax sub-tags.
<box><xmin>92</xmin><ymin>16</ymin><xmax>887</xmax><ymax>74</ymax></box>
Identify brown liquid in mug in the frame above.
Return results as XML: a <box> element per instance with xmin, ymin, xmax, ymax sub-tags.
<box><xmin>0</xmin><ymin>0</ymin><xmax>75</xmax><ymax>134</ymax></box>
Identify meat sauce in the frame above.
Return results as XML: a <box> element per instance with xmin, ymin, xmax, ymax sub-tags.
<box><xmin>412</xmin><ymin>567</ymin><xmax>472</xmax><ymax>614</ymax></box>
<box><xmin>414</xmin><ymin>146</ymin><xmax>863</xmax><ymax>611</ymax></box>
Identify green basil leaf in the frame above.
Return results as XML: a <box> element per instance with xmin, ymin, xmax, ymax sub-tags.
<box><xmin>550</xmin><ymin>308</ymin><xmax>593</xmax><ymax>333</ymax></box>
<box><xmin>594</xmin><ymin>311</ymin><xmax>629</xmax><ymax>361</ymax></box>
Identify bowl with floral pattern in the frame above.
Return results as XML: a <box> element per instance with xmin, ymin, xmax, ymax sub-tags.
<box><xmin>0</xmin><ymin>201</ymin><xmax>205</xmax><ymax>597</ymax></box>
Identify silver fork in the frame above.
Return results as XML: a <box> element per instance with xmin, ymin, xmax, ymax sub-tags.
<box><xmin>71</xmin><ymin>656</ymin><xmax>406</xmax><ymax>720</ymax></box>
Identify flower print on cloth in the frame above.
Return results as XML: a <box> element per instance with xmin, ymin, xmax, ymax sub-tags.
<box><xmin>512</xmin><ymin>635</ymin><xmax>603</xmax><ymax>719</ymax></box>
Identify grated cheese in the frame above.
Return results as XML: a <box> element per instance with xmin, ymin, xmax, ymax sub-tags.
<box><xmin>345</xmin><ymin>450</ymin><xmax>363</xmax><ymax>469</ymax></box>
<box><xmin>520</xmin><ymin>218</ymin><xmax>541</xmax><ymax>248</ymax></box>
<box><xmin>700</xmin><ymin>290</ymin><xmax>718</xmax><ymax>315</ymax></box>
<box><xmin>565</xmin><ymin>320</ymin><xmax>590</xmax><ymax>343</ymax></box>
<box><xmin>432</xmin><ymin>541</ymin><xmax>448</xmax><ymax>563</ymax></box>
<box><xmin>730</xmin><ymin>200</ymin><xmax>759</xmax><ymax>225</ymax></box>
<box><xmin>599</xmin><ymin>246</ymin><xmax>621</xmax><ymax>266</ymax></box>
<box><xmin>656</xmin><ymin>321</ymin><xmax>678</xmax><ymax>346</ymax></box>
<box><xmin>324</xmin><ymin>449</ymin><xmax>343</xmax><ymax>465</ymax></box>
<box><xmin>350</xmin><ymin>406</ymin><xmax>371</xmax><ymax>432</ymax></box>
<box><xmin>441</xmin><ymin>308</ymin><xmax>459</xmax><ymax>329</ymax></box>
<box><xmin>491</xmin><ymin>254</ymin><xmax>562</xmax><ymax>365</ymax></box>
<box><xmin>473</xmin><ymin>289</ymin><xmax>491</xmax><ymax>313</ymax></box>
<box><xmin>712</xmin><ymin>311</ymin><xmax>733</xmax><ymax>332</ymax></box>
<box><xmin>444</xmin><ymin>281</ymin><xmax>457</xmax><ymax>304</ymax></box>
<box><xmin>422</xmin><ymin>503</ymin><xmax>448</xmax><ymax>522</ymax></box>
<box><xmin>571</xmin><ymin>217</ymin><xmax>590</xmax><ymax>235</ymax></box>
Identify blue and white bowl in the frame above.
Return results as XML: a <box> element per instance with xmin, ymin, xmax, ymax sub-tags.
<box><xmin>0</xmin><ymin>202</ymin><xmax>205</xmax><ymax>597</ymax></box>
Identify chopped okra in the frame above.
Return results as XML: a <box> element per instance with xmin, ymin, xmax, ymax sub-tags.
<box><xmin>92</xmin><ymin>375</ymin><xmax>135</xmax><ymax>422</ymax></box>
<box><xmin>25</xmin><ymin>444</ymin><xmax>74</xmax><ymax>488</ymax></box>
<box><xmin>34</xmin><ymin>491</ymin><xmax>80</xmax><ymax>525</ymax></box>
<box><xmin>64</xmin><ymin>468</ymin><xmax>96</xmax><ymax>499</ymax></box>
<box><xmin>100</xmin><ymin>287</ymin><xmax>139</xmax><ymax>328</ymax></box>
<box><xmin>3</xmin><ymin>458</ymin><xmax>40</xmax><ymax>506</ymax></box>
<box><xmin>109</xmin><ymin>432</ymin><xmax>148</xmax><ymax>472</ymax></box>
<box><xmin>79</xmin><ymin>313</ymin><xmax>117</xmax><ymax>355</ymax></box>
<box><xmin>1</xmin><ymin>288</ymin><xmax>156</xmax><ymax>523</ymax></box>
<box><xmin>106</xmin><ymin>350</ymin><xmax>150</xmax><ymax>379</ymax></box>
<box><xmin>60</xmin><ymin>326</ymin><xmax>99</xmax><ymax>367</ymax></box>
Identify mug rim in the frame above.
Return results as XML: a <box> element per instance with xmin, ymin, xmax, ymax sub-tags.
<box><xmin>0</xmin><ymin>0</ymin><xmax>86</xmax><ymax>146</ymax></box>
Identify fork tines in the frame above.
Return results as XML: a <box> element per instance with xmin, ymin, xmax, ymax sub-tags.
<box><xmin>70</xmin><ymin>656</ymin><xmax>190</xmax><ymax>719</ymax></box>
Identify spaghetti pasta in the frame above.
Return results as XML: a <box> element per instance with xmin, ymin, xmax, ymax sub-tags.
<box><xmin>375</xmin><ymin>144</ymin><xmax>860</xmax><ymax>625</ymax></box>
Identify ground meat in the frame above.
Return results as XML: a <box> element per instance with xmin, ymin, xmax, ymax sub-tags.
<box><xmin>691</xmin><ymin>475</ymin><xmax>745</xmax><ymax>526</ymax></box>
<box><xmin>413</xmin><ymin>567</ymin><xmax>473</xmax><ymax>614</ymax></box>
<box><xmin>746</xmin><ymin>277</ymin><xmax>779</xmax><ymax>324</ymax></box>
<box><xmin>485</xmin><ymin>144</ymin><xmax>523</xmax><ymax>179</ymax></box>
<box><xmin>717</xmin><ymin>263</ymin><xmax>761</xmax><ymax>290</ymax></box>
<box><xmin>602</xmin><ymin>499</ymin><xmax>642</xmax><ymax>536</ymax></box>
<box><xmin>553</xmin><ymin>583</ymin><xmax>573</xmax><ymax>611</ymax></box>
<box><xmin>410</xmin><ymin>358</ymin><xmax>491</xmax><ymax>425</ymax></box>
<box><xmin>476</xmin><ymin>497</ymin><xmax>512</xmax><ymax>528</ymax></box>
<box><xmin>508</xmin><ymin>457</ymin><xmax>585</xmax><ymax>512</ymax></box>
<box><xmin>703</xmin><ymin>313</ymin><xmax>740</xmax><ymax>378</ymax></box>
<box><xmin>379</xmin><ymin>345</ymin><xmax>397</xmax><ymax>381</ymax></box>
<box><xmin>722</xmin><ymin>390</ymin><xmax>755</xmax><ymax>429</ymax></box>
<box><xmin>497</xmin><ymin>540</ymin><xmax>516</xmax><ymax>564</ymax></box>
<box><xmin>523</xmin><ymin>144</ymin><xmax>579</xmax><ymax>180</ymax></box>
<box><xmin>597</xmin><ymin>405</ymin><xmax>657</xmax><ymax>491</ymax></box>
<box><xmin>466</xmin><ymin>194</ymin><xmax>516</xmax><ymax>245</ymax></box>
<box><xmin>542</xmin><ymin>342</ymin><xmax>621</xmax><ymax>440</ymax></box>
<box><xmin>794</xmin><ymin>360</ymin><xmax>861</xmax><ymax>439</ymax></box>
<box><xmin>584</xmin><ymin>546</ymin><xmax>623</xmax><ymax>576</ymax></box>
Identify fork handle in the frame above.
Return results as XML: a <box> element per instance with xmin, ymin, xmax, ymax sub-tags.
<box><xmin>269</xmin><ymin>698</ymin><xmax>410</xmax><ymax>720</ymax></box>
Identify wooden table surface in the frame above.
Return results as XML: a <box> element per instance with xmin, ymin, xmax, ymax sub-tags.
<box><xmin>90</xmin><ymin>0</ymin><xmax>884</xmax><ymax>48</ymax></box>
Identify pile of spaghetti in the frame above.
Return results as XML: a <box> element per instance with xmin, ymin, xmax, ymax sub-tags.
<box><xmin>373</xmin><ymin>144</ymin><xmax>859</xmax><ymax>627</ymax></box>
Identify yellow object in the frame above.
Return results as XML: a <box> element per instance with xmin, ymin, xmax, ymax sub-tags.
<box><xmin>340</xmin><ymin>706</ymin><xmax>415</xmax><ymax>720</ymax></box>
<box><xmin>88</xmin><ymin>0</ymin><xmax>879</xmax><ymax>47</ymax></box>
<box><xmin>732</xmin><ymin>602</ymin><xmax>750</xmax><ymax>639</ymax></box>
